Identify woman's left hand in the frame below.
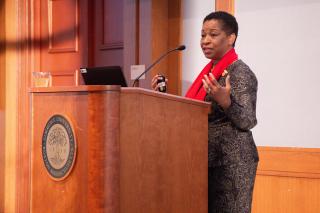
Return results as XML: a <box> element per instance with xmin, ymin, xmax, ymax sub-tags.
<box><xmin>202</xmin><ymin>73</ymin><xmax>231</xmax><ymax>110</ymax></box>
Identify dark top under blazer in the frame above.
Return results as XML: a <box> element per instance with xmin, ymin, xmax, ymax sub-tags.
<box><xmin>205</xmin><ymin>59</ymin><xmax>259</xmax><ymax>168</ymax></box>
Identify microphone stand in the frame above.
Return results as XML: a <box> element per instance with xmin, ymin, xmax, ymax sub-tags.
<box><xmin>132</xmin><ymin>45</ymin><xmax>185</xmax><ymax>87</ymax></box>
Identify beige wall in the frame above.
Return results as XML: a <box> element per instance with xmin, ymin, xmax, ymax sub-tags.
<box><xmin>235</xmin><ymin>0</ymin><xmax>320</xmax><ymax>147</ymax></box>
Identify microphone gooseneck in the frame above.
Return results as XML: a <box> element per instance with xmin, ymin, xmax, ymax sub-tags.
<box><xmin>176</xmin><ymin>45</ymin><xmax>186</xmax><ymax>51</ymax></box>
<box><xmin>132</xmin><ymin>45</ymin><xmax>186</xmax><ymax>87</ymax></box>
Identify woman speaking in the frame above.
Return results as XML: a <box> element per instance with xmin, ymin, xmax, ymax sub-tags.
<box><xmin>152</xmin><ymin>11</ymin><xmax>259</xmax><ymax>213</ymax></box>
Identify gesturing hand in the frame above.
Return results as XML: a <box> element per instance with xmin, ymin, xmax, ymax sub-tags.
<box><xmin>151</xmin><ymin>74</ymin><xmax>168</xmax><ymax>92</ymax></box>
<box><xmin>202</xmin><ymin>73</ymin><xmax>231</xmax><ymax>110</ymax></box>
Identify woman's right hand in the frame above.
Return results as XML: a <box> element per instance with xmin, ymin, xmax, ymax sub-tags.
<box><xmin>151</xmin><ymin>74</ymin><xmax>160</xmax><ymax>91</ymax></box>
<box><xmin>151</xmin><ymin>74</ymin><xmax>168</xmax><ymax>91</ymax></box>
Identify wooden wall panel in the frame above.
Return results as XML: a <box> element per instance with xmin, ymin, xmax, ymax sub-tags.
<box><xmin>253</xmin><ymin>147</ymin><xmax>320</xmax><ymax>213</ymax></box>
<box><xmin>257</xmin><ymin>147</ymin><xmax>320</xmax><ymax>178</ymax></box>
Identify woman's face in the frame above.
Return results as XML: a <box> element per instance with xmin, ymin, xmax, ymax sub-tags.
<box><xmin>200</xmin><ymin>19</ymin><xmax>235</xmax><ymax>60</ymax></box>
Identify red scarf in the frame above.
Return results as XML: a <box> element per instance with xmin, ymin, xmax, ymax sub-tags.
<box><xmin>185</xmin><ymin>48</ymin><xmax>238</xmax><ymax>101</ymax></box>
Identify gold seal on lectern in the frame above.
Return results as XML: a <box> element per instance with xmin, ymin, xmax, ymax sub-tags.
<box><xmin>42</xmin><ymin>115</ymin><xmax>77</xmax><ymax>181</ymax></box>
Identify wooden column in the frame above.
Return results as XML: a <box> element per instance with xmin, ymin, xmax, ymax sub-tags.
<box><xmin>3</xmin><ymin>0</ymin><xmax>20</xmax><ymax>212</ymax></box>
<box><xmin>16</xmin><ymin>0</ymin><xmax>33</xmax><ymax>211</ymax></box>
<box><xmin>215</xmin><ymin>0</ymin><xmax>234</xmax><ymax>14</ymax></box>
<box><xmin>0</xmin><ymin>0</ymin><xmax>5</xmax><ymax>211</ymax></box>
<box><xmin>167</xmin><ymin>0</ymin><xmax>182</xmax><ymax>95</ymax></box>
<box><xmin>137</xmin><ymin>0</ymin><xmax>182</xmax><ymax>95</ymax></box>
<box><xmin>151</xmin><ymin>0</ymin><xmax>182</xmax><ymax>95</ymax></box>
<box><xmin>151</xmin><ymin>0</ymin><xmax>168</xmax><ymax>89</ymax></box>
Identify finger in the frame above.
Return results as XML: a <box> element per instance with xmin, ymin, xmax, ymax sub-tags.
<box><xmin>203</xmin><ymin>74</ymin><xmax>216</xmax><ymax>90</ymax></box>
<box><xmin>151</xmin><ymin>79</ymin><xmax>158</xmax><ymax>89</ymax></box>
<box><xmin>202</xmin><ymin>79</ymin><xmax>209</xmax><ymax>90</ymax></box>
<box><xmin>225</xmin><ymin>75</ymin><xmax>231</xmax><ymax>91</ymax></box>
<box><xmin>151</xmin><ymin>76</ymin><xmax>161</xmax><ymax>90</ymax></box>
<box><xmin>155</xmin><ymin>84</ymin><xmax>160</xmax><ymax>91</ymax></box>
<box><xmin>151</xmin><ymin>77</ymin><xmax>157</xmax><ymax>85</ymax></box>
<box><xmin>151</xmin><ymin>74</ymin><xmax>159</xmax><ymax>82</ymax></box>
<box><xmin>202</xmin><ymin>80</ymin><xmax>211</xmax><ymax>94</ymax></box>
<box><xmin>152</xmin><ymin>77</ymin><xmax>158</xmax><ymax>83</ymax></box>
<box><xmin>151</xmin><ymin>75</ymin><xmax>158</xmax><ymax>82</ymax></box>
<box><xmin>209</xmin><ymin>73</ymin><xmax>221</xmax><ymax>88</ymax></box>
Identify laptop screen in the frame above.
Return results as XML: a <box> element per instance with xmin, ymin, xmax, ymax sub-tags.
<box><xmin>80</xmin><ymin>66</ymin><xmax>127</xmax><ymax>87</ymax></box>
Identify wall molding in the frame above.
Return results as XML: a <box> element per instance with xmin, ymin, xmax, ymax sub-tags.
<box><xmin>257</xmin><ymin>146</ymin><xmax>320</xmax><ymax>178</ymax></box>
<box><xmin>100</xmin><ymin>42</ymin><xmax>124</xmax><ymax>50</ymax></box>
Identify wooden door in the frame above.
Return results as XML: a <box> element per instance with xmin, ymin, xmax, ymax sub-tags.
<box><xmin>91</xmin><ymin>0</ymin><xmax>124</xmax><ymax>68</ymax></box>
<box><xmin>38</xmin><ymin>0</ymin><xmax>89</xmax><ymax>86</ymax></box>
<box><xmin>38</xmin><ymin>0</ymin><xmax>124</xmax><ymax>85</ymax></box>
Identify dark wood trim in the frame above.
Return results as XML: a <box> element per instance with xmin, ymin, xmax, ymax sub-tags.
<box><xmin>100</xmin><ymin>42</ymin><xmax>124</xmax><ymax>50</ymax></box>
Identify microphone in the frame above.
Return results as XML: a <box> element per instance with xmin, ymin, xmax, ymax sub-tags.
<box><xmin>132</xmin><ymin>45</ymin><xmax>186</xmax><ymax>87</ymax></box>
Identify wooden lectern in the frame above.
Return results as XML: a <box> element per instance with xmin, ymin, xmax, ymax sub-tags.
<box><xmin>30</xmin><ymin>86</ymin><xmax>210</xmax><ymax>213</ymax></box>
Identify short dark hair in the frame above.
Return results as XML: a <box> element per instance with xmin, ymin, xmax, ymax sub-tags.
<box><xmin>203</xmin><ymin>11</ymin><xmax>238</xmax><ymax>46</ymax></box>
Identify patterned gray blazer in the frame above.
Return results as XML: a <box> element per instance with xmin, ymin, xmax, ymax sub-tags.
<box><xmin>205</xmin><ymin>59</ymin><xmax>259</xmax><ymax>168</ymax></box>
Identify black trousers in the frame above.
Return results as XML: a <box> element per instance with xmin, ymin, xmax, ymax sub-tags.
<box><xmin>208</xmin><ymin>161</ymin><xmax>258</xmax><ymax>213</ymax></box>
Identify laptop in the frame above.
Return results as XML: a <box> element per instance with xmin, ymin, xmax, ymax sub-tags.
<box><xmin>80</xmin><ymin>66</ymin><xmax>127</xmax><ymax>87</ymax></box>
